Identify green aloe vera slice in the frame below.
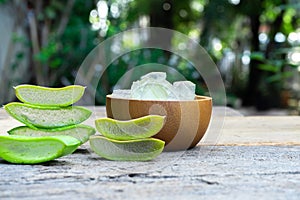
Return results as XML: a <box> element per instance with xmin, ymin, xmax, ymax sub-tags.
<box><xmin>95</xmin><ymin>115</ymin><xmax>165</xmax><ymax>140</ymax></box>
<box><xmin>8</xmin><ymin>125</ymin><xmax>96</xmax><ymax>144</ymax></box>
<box><xmin>0</xmin><ymin>135</ymin><xmax>80</xmax><ymax>164</ymax></box>
<box><xmin>14</xmin><ymin>84</ymin><xmax>85</xmax><ymax>106</ymax></box>
<box><xmin>4</xmin><ymin>102</ymin><xmax>92</xmax><ymax>129</ymax></box>
<box><xmin>89</xmin><ymin>135</ymin><xmax>165</xmax><ymax>161</ymax></box>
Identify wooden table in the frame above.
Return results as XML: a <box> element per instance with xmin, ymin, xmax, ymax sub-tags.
<box><xmin>0</xmin><ymin>107</ymin><xmax>299</xmax><ymax>199</ymax></box>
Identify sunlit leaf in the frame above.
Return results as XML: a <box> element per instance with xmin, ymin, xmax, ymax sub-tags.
<box><xmin>258</xmin><ymin>64</ymin><xmax>279</xmax><ymax>72</ymax></box>
<box><xmin>250</xmin><ymin>52</ymin><xmax>265</xmax><ymax>61</ymax></box>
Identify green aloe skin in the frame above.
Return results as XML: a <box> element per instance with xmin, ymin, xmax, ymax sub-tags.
<box><xmin>0</xmin><ymin>85</ymin><xmax>94</xmax><ymax>164</ymax></box>
<box><xmin>14</xmin><ymin>85</ymin><xmax>86</xmax><ymax>107</ymax></box>
<box><xmin>8</xmin><ymin>125</ymin><xmax>96</xmax><ymax>145</ymax></box>
<box><xmin>0</xmin><ymin>135</ymin><xmax>80</xmax><ymax>164</ymax></box>
<box><xmin>3</xmin><ymin>84</ymin><xmax>167</xmax><ymax>163</ymax></box>
<box><xmin>4</xmin><ymin>103</ymin><xmax>92</xmax><ymax>129</ymax></box>
<box><xmin>89</xmin><ymin>135</ymin><xmax>165</xmax><ymax>161</ymax></box>
<box><xmin>95</xmin><ymin>115</ymin><xmax>165</xmax><ymax>140</ymax></box>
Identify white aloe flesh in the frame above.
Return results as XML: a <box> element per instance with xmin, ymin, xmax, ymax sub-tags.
<box><xmin>89</xmin><ymin>135</ymin><xmax>165</xmax><ymax>161</ymax></box>
<box><xmin>15</xmin><ymin>85</ymin><xmax>85</xmax><ymax>106</ymax></box>
<box><xmin>4</xmin><ymin>102</ymin><xmax>92</xmax><ymax>128</ymax></box>
<box><xmin>0</xmin><ymin>135</ymin><xmax>80</xmax><ymax>164</ymax></box>
<box><xmin>8</xmin><ymin>125</ymin><xmax>95</xmax><ymax>144</ymax></box>
<box><xmin>95</xmin><ymin>115</ymin><xmax>165</xmax><ymax>140</ymax></box>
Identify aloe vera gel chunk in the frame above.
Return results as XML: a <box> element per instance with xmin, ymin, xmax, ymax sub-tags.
<box><xmin>95</xmin><ymin>115</ymin><xmax>165</xmax><ymax>140</ymax></box>
<box><xmin>8</xmin><ymin>125</ymin><xmax>95</xmax><ymax>144</ymax></box>
<box><xmin>112</xmin><ymin>72</ymin><xmax>196</xmax><ymax>100</ymax></box>
<box><xmin>0</xmin><ymin>135</ymin><xmax>80</xmax><ymax>164</ymax></box>
<box><xmin>4</xmin><ymin>103</ymin><xmax>92</xmax><ymax>128</ymax></box>
<box><xmin>15</xmin><ymin>85</ymin><xmax>85</xmax><ymax>106</ymax></box>
<box><xmin>89</xmin><ymin>136</ymin><xmax>165</xmax><ymax>161</ymax></box>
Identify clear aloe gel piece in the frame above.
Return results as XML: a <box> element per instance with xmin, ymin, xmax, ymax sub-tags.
<box><xmin>4</xmin><ymin>102</ymin><xmax>92</xmax><ymax>129</ymax></box>
<box><xmin>8</xmin><ymin>125</ymin><xmax>96</xmax><ymax>145</ymax></box>
<box><xmin>89</xmin><ymin>135</ymin><xmax>165</xmax><ymax>161</ymax></box>
<box><xmin>0</xmin><ymin>135</ymin><xmax>80</xmax><ymax>164</ymax></box>
<box><xmin>95</xmin><ymin>115</ymin><xmax>165</xmax><ymax>140</ymax></box>
<box><xmin>14</xmin><ymin>84</ymin><xmax>86</xmax><ymax>107</ymax></box>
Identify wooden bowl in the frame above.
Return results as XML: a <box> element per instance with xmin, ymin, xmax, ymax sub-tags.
<box><xmin>106</xmin><ymin>95</ymin><xmax>212</xmax><ymax>151</ymax></box>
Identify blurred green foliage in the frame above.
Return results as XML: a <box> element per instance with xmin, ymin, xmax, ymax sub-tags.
<box><xmin>2</xmin><ymin>0</ymin><xmax>300</xmax><ymax>109</ymax></box>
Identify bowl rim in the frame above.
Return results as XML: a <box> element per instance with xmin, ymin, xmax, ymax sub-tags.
<box><xmin>106</xmin><ymin>94</ymin><xmax>212</xmax><ymax>102</ymax></box>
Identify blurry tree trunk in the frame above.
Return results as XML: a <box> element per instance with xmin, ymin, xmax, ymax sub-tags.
<box><xmin>242</xmin><ymin>0</ymin><xmax>286</xmax><ymax>109</ymax></box>
<box><xmin>57</xmin><ymin>0</ymin><xmax>75</xmax><ymax>37</ymax></box>
<box><xmin>0</xmin><ymin>27</ymin><xmax>16</xmax><ymax>103</ymax></box>
<box><xmin>261</xmin><ymin>4</ymin><xmax>286</xmax><ymax>108</ymax></box>
<box><xmin>28</xmin><ymin>9</ymin><xmax>45</xmax><ymax>85</ymax></box>
<box><xmin>27</xmin><ymin>0</ymin><xmax>75</xmax><ymax>86</ymax></box>
<box><xmin>149</xmin><ymin>0</ymin><xmax>173</xmax><ymax>29</ymax></box>
<box><xmin>243</xmin><ymin>14</ymin><xmax>261</xmax><ymax>106</ymax></box>
<box><xmin>237</xmin><ymin>0</ymin><xmax>264</xmax><ymax>108</ymax></box>
<box><xmin>0</xmin><ymin>1</ymin><xmax>30</xmax><ymax>104</ymax></box>
<box><xmin>148</xmin><ymin>0</ymin><xmax>174</xmax><ymax>61</ymax></box>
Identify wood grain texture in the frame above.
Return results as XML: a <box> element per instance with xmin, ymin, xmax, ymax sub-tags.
<box><xmin>0</xmin><ymin>106</ymin><xmax>300</xmax><ymax>199</ymax></box>
<box><xmin>214</xmin><ymin>116</ymin><xmax>300</xmax><ymax>146</ymax></box>
<box><xmin>0</xmin><ymin>145</ymin><xmax>299</xmax><ymax>199</ymax></box>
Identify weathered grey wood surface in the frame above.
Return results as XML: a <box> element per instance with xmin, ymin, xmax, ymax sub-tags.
<box><xmin>1</xmin><ymin>145</ymin><xmax>299</xmax><ymax>199</ymax></box>
<box><xmin>0</xmin><ymin>107</ymin><xmax>300</xmax><ymax>199</ymax></box>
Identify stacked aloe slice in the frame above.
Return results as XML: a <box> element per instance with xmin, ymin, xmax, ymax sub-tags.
<box><xmin>0</xmin><ymin>85</ymin><xmax>95</xmax><ymax>164</ymax></box>
<box><xmin>90</xmin><ymin>115</ymin><xmax>166</xmax><ymax>161</ymax></box>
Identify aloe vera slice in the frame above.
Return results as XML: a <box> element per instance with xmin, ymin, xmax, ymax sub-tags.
<box><xmin>4</xmin><ymin>102</ymin><xmax>92</xmax><ymax>129</ymax></box>
<box><xmin>14</xmin><ymin>84</ymin><xmax>85</xmax><ymax>106</ymax></box>
<box><xmin>0</xmin><ymin>135</ymin><xmax>80</xmax><ymax>164</ymax></box>
<box><xmin>8</xmin><ymin>125</ymin><xmax>95</xmax><ymax>144</ymax></box>
<box><xmin>89</xmin><ymin>135</ymin><xmax>165</xmax><ymax>161</ymax></box>
<box><xmin>95</xmin><ymin>115</ymin><xmax>165</xmax><ymax>140</ymax></box>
